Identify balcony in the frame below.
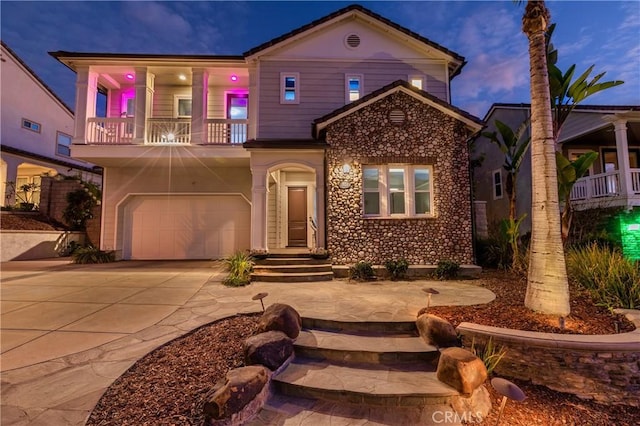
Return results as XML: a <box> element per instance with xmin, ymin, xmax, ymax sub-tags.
<box><xmin>570</xmin><ymin>169</ymin><xmax>640</xmax><ymax>210</ymax></box>
<box><xmin>86</xmin><ymin>118</ymin><xmax>248</xmax><ymax>145</ymax></box>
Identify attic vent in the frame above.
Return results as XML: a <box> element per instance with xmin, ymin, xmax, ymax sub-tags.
<box><xmin>389</xmin><ymin>109</ymin><xmax>406</xmax><ymax>125</ymax></box>
<box><xmin>345</xmin><ymin>34</ymin><xmax>361</xmax><ymax>48</ymax></box>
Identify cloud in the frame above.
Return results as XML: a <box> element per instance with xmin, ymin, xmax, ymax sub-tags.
<box><xmin>124</xmin><ymin>2</ymin><xmax>192</xmax><ymax>38</ymax></box>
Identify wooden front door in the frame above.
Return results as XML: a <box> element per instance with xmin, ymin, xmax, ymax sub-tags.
<box><xmin>287</xmin><ymin>187</ymin><xmax>307</xmax><ymax>247</ymax></box>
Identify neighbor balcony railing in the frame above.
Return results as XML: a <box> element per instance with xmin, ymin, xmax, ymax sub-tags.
<box><xmin>85</xmin><ymin>117</ymin><xmax>248</xmax><ymax>145</ymax></box>
<box><xmin>570</xmin><ymin>169</ymin><xmax>640</xmax><ymax>201</ymax></box>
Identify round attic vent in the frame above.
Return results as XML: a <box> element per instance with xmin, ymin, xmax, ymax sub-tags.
<box><xmin>389</xmin><ymin>109</ymin><xmax>406</xmax><ymax>125</ymax></box>
<box><xmin>345</xmin><ymin>33</ymin><xmax>361</xmax><ymax>48</ymax></box>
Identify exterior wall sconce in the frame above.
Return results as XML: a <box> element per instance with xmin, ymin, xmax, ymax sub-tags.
<box><xmin>230</xmin><ymin>74</ymin><xmax>238</xmax><ymax>82</ymax></box>
<box><xmin>342</xmin><ymin>163</ymin><xmax>351</xmax><ymax>174</ymax></box>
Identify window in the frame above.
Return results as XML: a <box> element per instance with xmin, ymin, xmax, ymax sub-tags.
<box><xmin>363</xmin><ymin>165</ymin><xmax>433</xmax><ymax>217</ymax></box>
<box><xmin>121</xmin><ymin>93</ymin><xmax>135</xmax><ymax>117</ymax></box>
<box><xmin>174</xmin><ymin>95</ymin><xmax>192</xmax><ymax>117</ymax></box>
<box><xmin>345</xmin><ymin>74</ymin><xmax>363</xmax><ymax>102</ymax></box>
<box><xmin>280</xmin><ymin>72</ymin><xmax>300</xmax><ymax>104</ymax></box>
<box><xmin>57</xmin><ymin>132</ymin><xmax>72</xmax><ymax>156</ymax></box>
<box><xmin>492</xmin><ymin>169</ymin><xmax>503</xmax><ymax>200</ymax></box>
<box><xmin>409</xmin><ymin>76</ymin><xmax>424</xmax><ymax>90</ymax></box>
<box><xmin>22</xmin><ymin>118</ymin><xmax>41</xmax><ymax>133</ymax></box>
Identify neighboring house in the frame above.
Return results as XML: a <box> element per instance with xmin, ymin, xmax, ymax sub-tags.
<box><xmin>0</xmin><ymin>41</ymin><xmax>101</xmax><ymax>208</ymax></box>
<box><xmin>51</xmin><ymin>4</ymin><xmax>483</xmax><ymax>264</ymax></box>
<box><xmin>474</xmin><ymin>103</ymin><xmax>640</xmax><ymax>249</ymax></box>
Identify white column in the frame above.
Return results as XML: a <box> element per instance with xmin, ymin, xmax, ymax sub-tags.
<box><xmin>191</xmin><ymin>68</ymin><xmax>208</xmax><ymax>144</ymax></box>
<box><xmin>248</xmin><ymin>63</ymin><xmax>259</xmax><ymax>140</ymax></box>
<box><xmin>612</xmin><ymin>119</ymin><xmax>633</xmax><ymax>201</ymax></box>
<box><xmin>133</xmin><ymin>68</ymin><xmax>154</xmax><ymax>143</ymax></box>
<box><xmin>73</xmin><ymin>67</ymin><xmax>98</xmax><ymax>144</ymax></box>
<box><xmin>2</xmin><ymin>157</ymin><xmax>21</xmax><ymax>206</ymax></box>
<box><xmin>315</xmin><ymin>165</ymin><xmax>326</xmax><ymax>249</ymax></box>
<box><xmin>250</xmin><ymin>165</ymin><xmax>268</xmax><ymax>250</ymax></box>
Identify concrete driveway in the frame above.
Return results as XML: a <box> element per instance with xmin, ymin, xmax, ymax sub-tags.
<box><xmin>0</xmin><ymin>259</ymin><xmax>494</xmax><ymax>425</ymax></box>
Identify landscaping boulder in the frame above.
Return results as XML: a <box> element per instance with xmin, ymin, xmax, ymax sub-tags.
<box><xmin>257</xmin><ymin>303</ymin><xmax>302</xmax><ymax>339</ymax></box>
<box><xmin>244</xmin><ymin>331</ymin><xmax>293</xmax><ymax>371</ymax></box>
<box><xmin>437</xmin><ymin>347</ymin><xmax>488</xmax><ymax>397</ymax></box>
<box><xmin>450</xmin><ymin>385</ymin><xmax>492</xmax><ymax>422</ymax></box>
<box><xmin>416</xmin><ymin>313</ymin><xmax>459</xmax><ymax>348</ymax></box>
<box><xmin>203</xmin><ymin>365</ymin><xmax>270</xmax><ymax>420</ymax></box>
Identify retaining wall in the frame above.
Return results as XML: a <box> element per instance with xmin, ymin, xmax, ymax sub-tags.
<box><xmin>1</xmin><ymin>230</ymin><xmax>85</xmax><ymax>261</ymax></box>
<box><xmin>457</xmin><ymin>309</ymin><xmax>640</xmax><ymax>407</ymax></box>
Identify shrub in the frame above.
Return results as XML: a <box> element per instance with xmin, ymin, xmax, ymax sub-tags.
<box><xmin>434</xmin><ymin>260</ymin><xmax>460</xmax><ymax>280</ymax></box>
<box><xmin>566</xmin><ymin>243</ymin><xmax>640</xmax><ymax>309</ymax></box>
<box><xmin>63</xmin><ymin>189</ymin><xmax>97</xmax><ymax>230</ymax></box>
<box><xmin>224</xmin><ymin>251</ymin><xmax>253</xmax><ymax>287</ymax></box>
<box><xmin>349</xmin><ymin>261</ymin><xmax>375</xmax><ymax>281</ymax></box>
<box><xmin>384</xmin><ymin>258</ymin><xmax>409</xmax><ymax>280</ymax></box>
<box><xmin>72</xmin><ymin>246</ymin><xmax>115</xmax><ymax>264</ymax></box>
<box><xmin>469</xmin><ymin>337</ymin><xmax>507</xmax><ymax>375</ymax></box>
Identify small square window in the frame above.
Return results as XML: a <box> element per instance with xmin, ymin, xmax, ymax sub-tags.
<box><xmin>409</xmin><ymin>76</ymin><xmax>424</xmax><ymax>90</ymax></box>
<box><xmin>22</xmin><ymin>118</ymin><xmax>41</xmax><ymax>133</ymax></box>
<box><xmin>174</xmin><ymin>97</ymin><xmax>192</xmax><ymax>118</ymax></box>
<box><xmin>345</xmin><ymin>74</ymin><xmax>363</xmax><ymax>103</ymax></box>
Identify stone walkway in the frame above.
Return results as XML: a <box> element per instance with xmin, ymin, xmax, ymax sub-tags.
<box><xmin>0</xmin><ymin>259</ymin><xmax>494</xmax><ymax>425</ymax></box>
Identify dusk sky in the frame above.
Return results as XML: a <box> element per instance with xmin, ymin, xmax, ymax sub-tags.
<box><xmin>1</xmin><ymin>1</ymin><xmax>638</xmax><ymax>118</ymax></box>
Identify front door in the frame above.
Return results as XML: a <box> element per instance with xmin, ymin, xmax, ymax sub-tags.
<box><xmin>227</xmin><ymin>93</ymin><xmax>248</xmax><ymax>143</ymax></box>
<box><xmin>287</xmin><ymin>187</ymin><xmax>307</xmax><ymax>247</ymax></box>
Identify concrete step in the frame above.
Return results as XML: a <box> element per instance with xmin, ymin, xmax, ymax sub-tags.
<box><xmin>295</xmin><ymin>329</ymin><xmax>439</xmax><ymax>364</ymax></box>
<box><xmin>255</xmin><ymin>257</ymin><xmax>328</xmax><ymax>266</ymax></box>
<box><xmin>250</xmin><ymin>271</ymin><xmax>334</xmax><ymax>283</ymax></box>
<box><xmin>302</xmin><ymin>317</ymin><xmax>418</xmax><ymax>336</ymax></box>
<box><xmin>247</xmin><ymin>393</ymin><xmax>463</xmax><ymax>426</ymax></box>
<box><xmin>272</xmin><ymin>357</ymin><xmax>458</xmax><ymax>407</ymax></box>
<box><xmin>252</xmin><ymin>264</ymin><xmax>333</xmax><ymax>274</ymax></box>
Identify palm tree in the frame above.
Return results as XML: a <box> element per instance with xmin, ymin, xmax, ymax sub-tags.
<box><xmin>522</xmin><ymin>0</ymin><xmax>570</xmax><ymax>316</ymax></box>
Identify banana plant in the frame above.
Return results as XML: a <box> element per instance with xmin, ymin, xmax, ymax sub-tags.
<box><xmin>556</xmin><ymin>151</ymin><xmax>599</xmax><ymax>242</ymax></box>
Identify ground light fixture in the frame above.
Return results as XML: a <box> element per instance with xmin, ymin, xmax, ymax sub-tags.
<box><xmin>252</xmin><ymin>292</ymin><xmax>268</xmax><ymax>312</ymax></box>
<box><xmin>422</xmin><ymin>287</ymin><xmax>439</xmax><ymax>311</ymax></box>
<box><xmin>491</xmin><ymin>377</ymin><xmax>526</xmax><ymax>426</ymax></box>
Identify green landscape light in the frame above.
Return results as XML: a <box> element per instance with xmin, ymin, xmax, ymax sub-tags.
<box><xmin>618</xmin><ymin>210</ymin><xmax>640</xmax><ymax>261</ymax></box>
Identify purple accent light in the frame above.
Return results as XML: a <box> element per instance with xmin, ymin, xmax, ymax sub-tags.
<box><xmin>230</xmin><ymin>75</ymin><xmax>238</xmax><ymax>82</ymax></box>
<box><xmin>126</xmin><ymin>73</ymin><xmax>135</xmax><ymax>80</ymax></box>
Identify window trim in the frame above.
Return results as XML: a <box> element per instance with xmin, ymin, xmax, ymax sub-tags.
<box><xmin>280</xmin><ymin>72</ymin><xmax>300</xmax><ymax>104</ymax></box>
<box><xmin>56</xmin><ymin>131</ymin><xmax>73</xmax><ymax>157</ymax></box>
<box><xmin>408</xmin><ymin>75</ymin><xmax>425</xmax><ymax>91</ymax></box>
<box><xmin>22</xmin><ymin>118</ymin><xmax>41</xmax><ymax>133</ymax></box>
<box><xmin>345</xmin><ymin>73</ymin><xmax>364</xmax><ymax>103</ymax></box>
<box><xmin>362</xmin><ymin>164</ymin><xmax>434</xmax><ymax>218</ymax></box>
<box><xmin>492</xmin><ymin>169</ymin><xmax>503</xmax><ymax>200</ymax></box>
<box><xmin>173</xmin><ymin>95</ymin><xmax>192</xmax><ymax>118</ymax></box>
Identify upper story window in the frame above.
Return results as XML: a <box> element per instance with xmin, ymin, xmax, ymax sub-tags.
<box><xmin>174</xmin><ymin>95</ymin><xmax>192</xmax><ymax>118</ymax></box>
<box><xmin>363</xmin><ymin>165</ymin><xmax>434</xmax><ymax>217</ymax></box>
<box><xmin>345</xmin><ymin>74</ymin><xmax>363</xmax><ymax>103</ymax></box>
<box><xmin>492</xmin><ymin>169</ymin><xmax>503</xmax><ymax>200</ymax></box>
<box><xmin>409</xmin><ymin>76</ymin><xmax>425</xmax><ymax>90</ymax></box>
<box><xmin>22</xmin><ymin>118</ymin><xmax>41</xmax><ymax>133</ymax></box>
<box><xmin>57</xmin><ymin>132</ymin><xmax>72</xmax><ymax>156</ymax></box>
<box><xmin>121</xmin><ymin>94</ymin><xmax>135</xmax><ymax>117</ymax></box>
<box><xmin>280</xmin><ymin>72</ymin><xmax>300</xmax><ymax>104</ymax></box>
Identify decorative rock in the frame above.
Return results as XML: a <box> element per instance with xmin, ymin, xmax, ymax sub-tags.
<box><xmin>450</xmin><ymin>385</ymin><xmax>492</xmax><ymax>422</ymax></box>
<box><xmin>244</xmin><ymin>331</ymin><xmax>293</xmax><ymax>371</ymax></box>
<box><xmin>257</xmin><ymin>303</ymin><xmax>302</xmax><ymax>339</ymax></box>
<box><xmin>416</xmin><ymin>314</ymin><xmax>459</xmax><ymax>348</ymax></box>
<box><xmin>437</xmin><ymin>347</ymin><xmax>488</xmax><ymax>397</ymax></box>
<box><xmin>203</xmin><ymin>365</ymin><xmax>270</xmax><ymax>420</ymax></box>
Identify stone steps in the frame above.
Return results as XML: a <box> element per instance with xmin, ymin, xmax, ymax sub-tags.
<box><xmin>250</xmin><ymin>271</ymin><xmax>334</xmax><ymax>283</ymax></box>
<box><xmin>301</xmin><ymin>317</ymin><xmax>418</xmax><ymax>335</ymax></box>
<box><xmin>253</xmin><ymin>264</ymin><xmax>333</xmax><ymax>274</ymax></box>
<box><xmin>251</xmin><ymin>254</ymin><xmax>333</xmax><ymax>282</ymax></box>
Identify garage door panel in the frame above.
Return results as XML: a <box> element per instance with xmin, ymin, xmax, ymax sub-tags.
<box><xmin>127</xmin><ymin>195</ymin><xmax>250</xmax><ymax>260</ymax></box>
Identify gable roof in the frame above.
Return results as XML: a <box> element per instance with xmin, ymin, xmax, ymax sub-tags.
<box><xmin>313</xmin><ymin>79</ymin><xmax>484</xmax><ymax>138</ymax></box>
<box><xmin>244</xmin><ymin>4</ymin><xmax>466</xmax><ymax>78</ymax></box>
<box><xmin>2</xmin><ymin>40</ymin><xmax>74</xmax><ymax>115</ymax></box>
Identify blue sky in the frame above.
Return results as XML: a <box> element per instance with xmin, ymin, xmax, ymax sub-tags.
<box><xmin>1</xmin><ymin>1</ymin><xmax>638</xmax><ymax>117</ymax></box>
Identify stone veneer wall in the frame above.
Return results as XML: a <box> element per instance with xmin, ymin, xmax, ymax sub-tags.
<box><xmin>457</xmin><ymin>313</ymin><xmax>640</xmax><ymax>407</ymax></box>
<box><xmin>325</xmin><ymin>91</ymin><xmax>474</xmax><ymax>265</ymax></box>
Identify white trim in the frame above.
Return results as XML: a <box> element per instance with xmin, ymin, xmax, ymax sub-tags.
<box><xmin>173</xmin><ymin>94</ymin><xmax>192</xmax><ymax>118</ymax></box>
<box><xmin>283</xmin><ymin>182</ymin><xmax>314</xmax><ymax>248</ymax></box>
<box><xmin>280</xmin><ymin>72</ymin><xmax>300</xmax><ymax>104</ymax></box>
<box><xmin>492</xmin><ymin>169</ymin><xmax>503</xmax><ymax>200</ymax></box>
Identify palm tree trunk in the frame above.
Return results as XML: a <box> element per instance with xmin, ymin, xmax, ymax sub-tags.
<box><xmin>522</xmin><ymin>0</ymin><xmax>570</xmax><ymax>316</ymax></box>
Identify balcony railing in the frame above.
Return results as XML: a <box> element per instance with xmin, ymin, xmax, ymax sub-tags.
<box><xmin>84</xmin><ymin>117</ymin><xmax>248</xmax><ymax>145</ymax></box>
<box><xmin>570</xmin><ymin>169</ymin><xmax>640</xmax><ymax>202</ymax></box>
<box><xmin>87</xmin><ymin>117</ymin><xmax>134</xmax><ymax>144</ymax></box>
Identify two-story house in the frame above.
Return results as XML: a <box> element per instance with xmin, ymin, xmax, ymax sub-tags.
<box><xmin>474</xmin><ymin>103</ymin><xmax>640</xmax><ymax>258</ymax></box>
<box><xmin>51</xmin><ymin>4</ymin><xmax>483</xmax><ymax>265</ymax></box>
<box><xmin>1</xmin><ymin>41</ymin><xmax>101</xmax><ymax>208</ymax></box>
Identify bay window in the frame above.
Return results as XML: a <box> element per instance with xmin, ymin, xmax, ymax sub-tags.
<box><xmin>362</xmin><ymin>165</ymin><xmax>433</xmax><ymax>217</ymax></box>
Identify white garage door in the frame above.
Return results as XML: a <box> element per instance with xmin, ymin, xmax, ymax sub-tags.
<box><xmin>127</xmin><ymin>195</ymin><xmax>250</xmax><ymax>260</ymax></box>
